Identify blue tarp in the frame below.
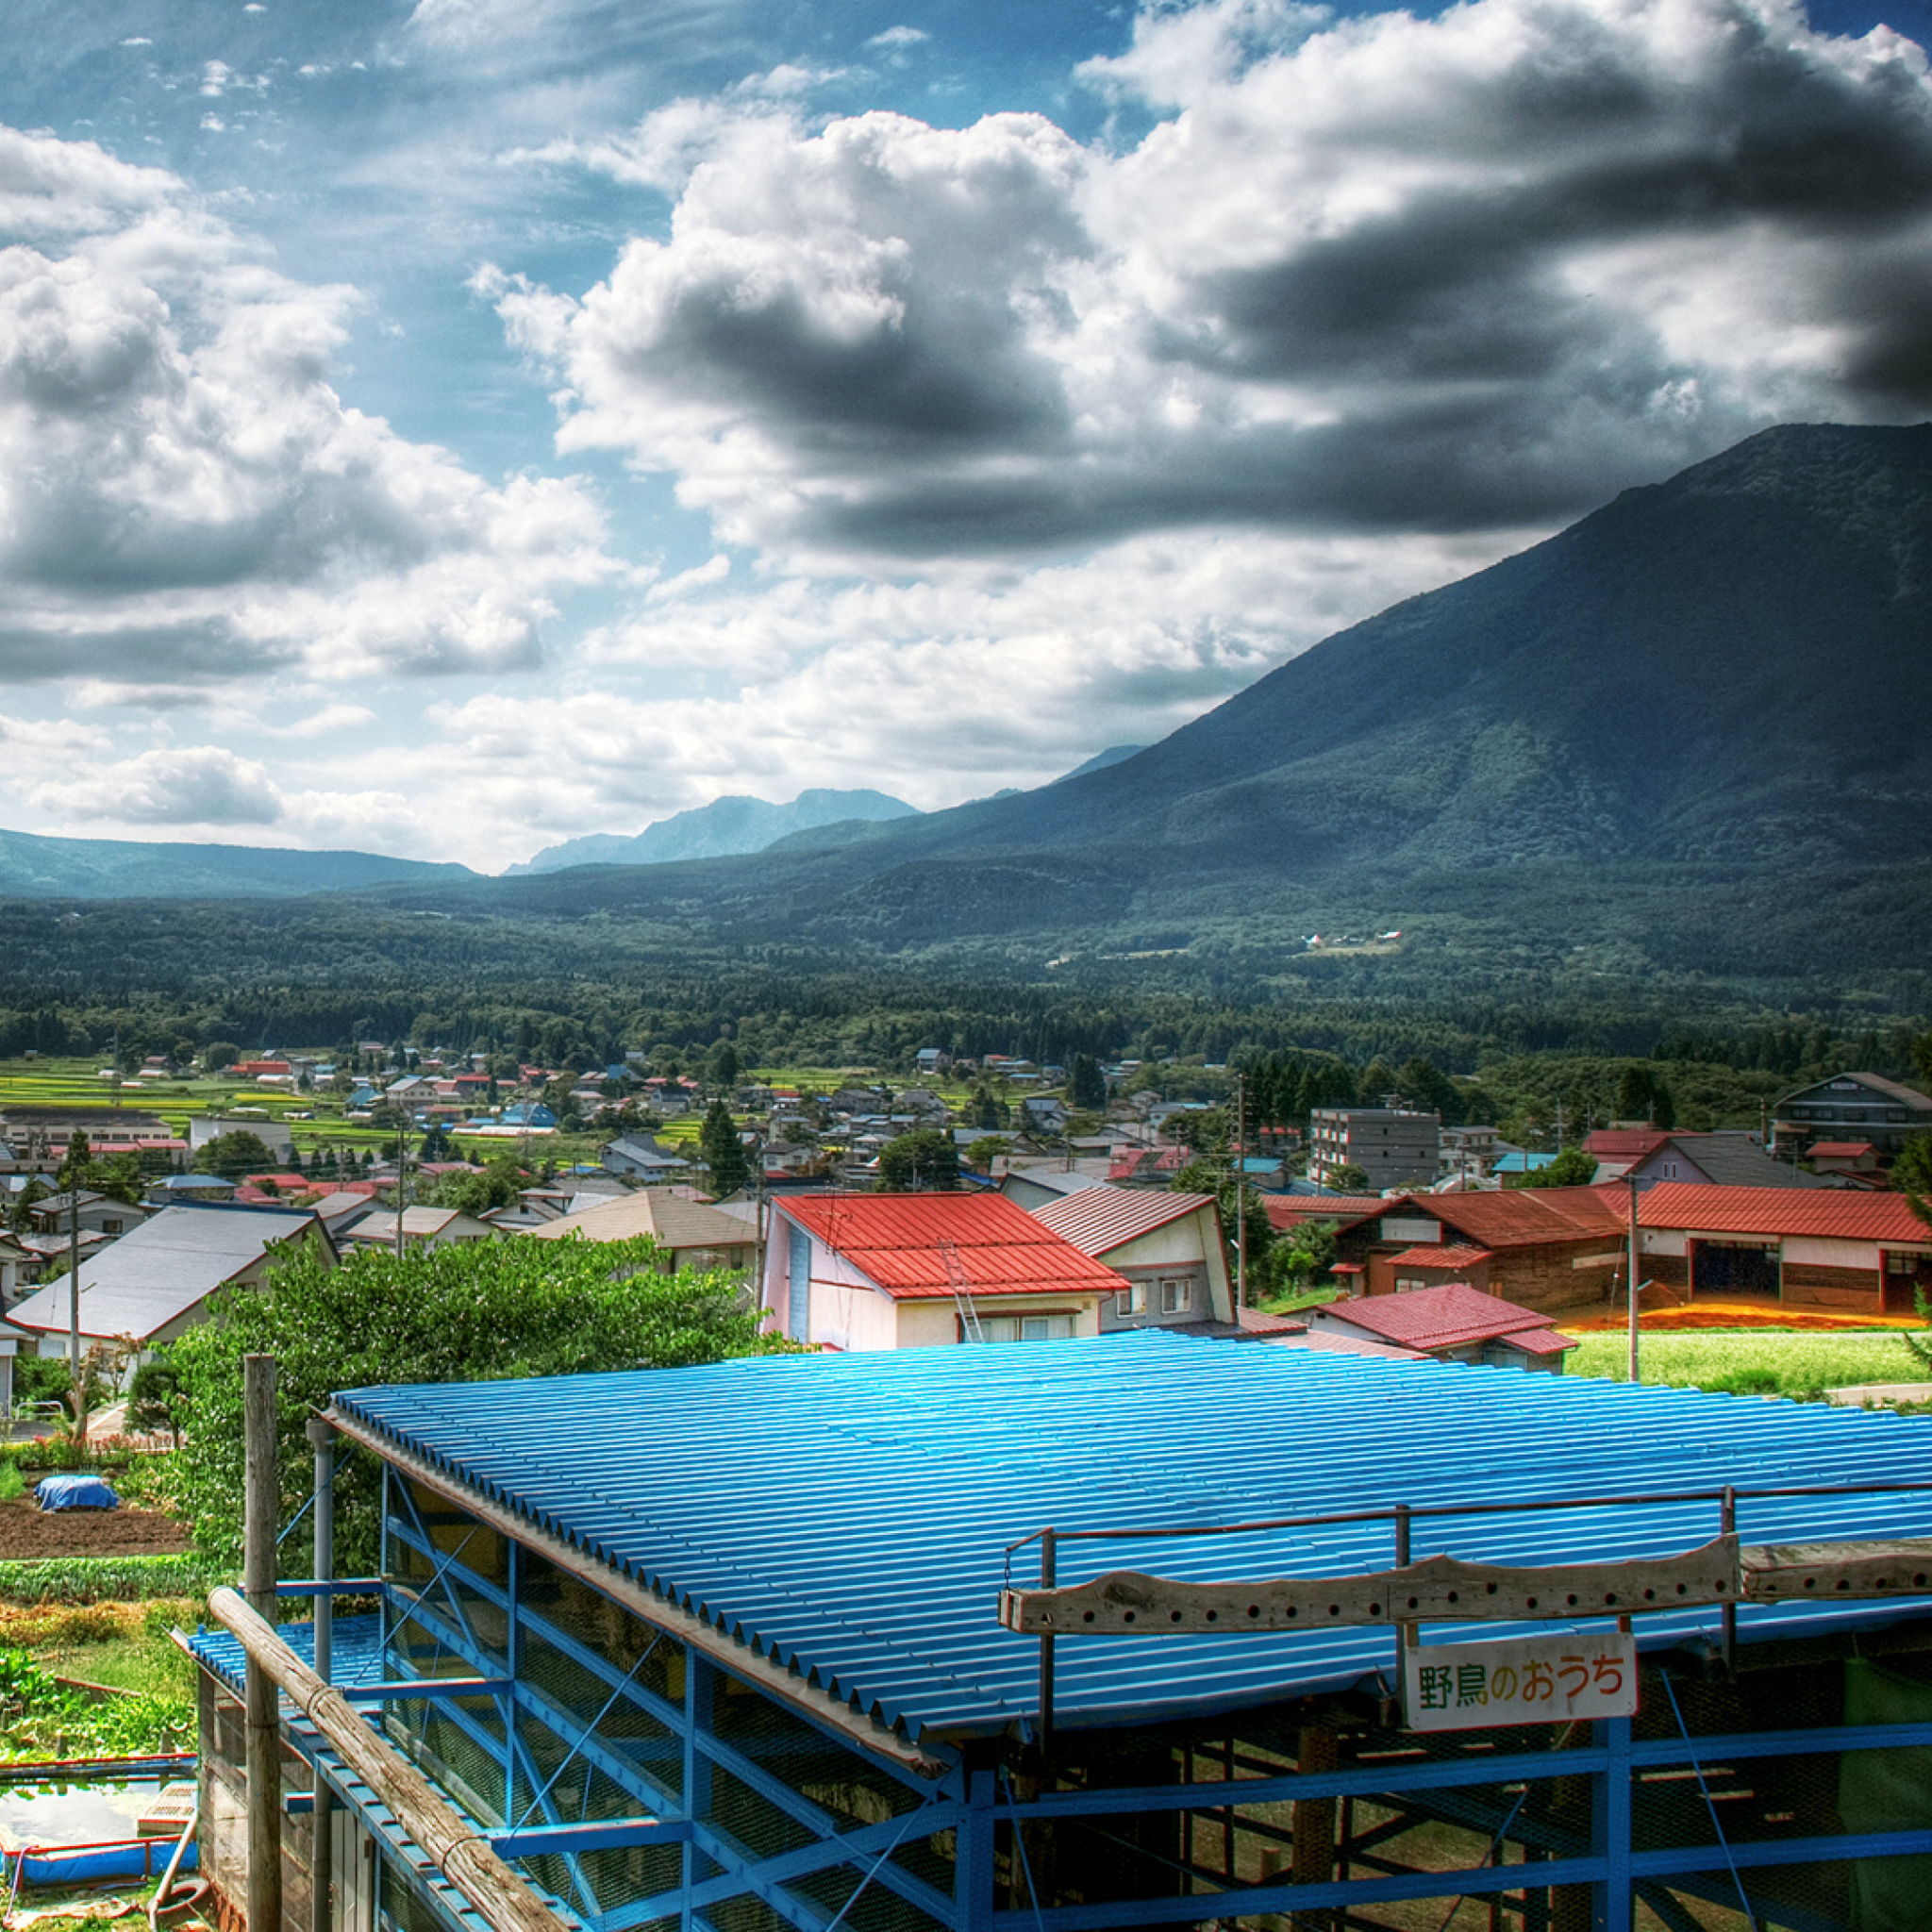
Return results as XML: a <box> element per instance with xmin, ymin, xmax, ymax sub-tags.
<box><xmin>35</xmin><ymin>1474</ymin><xmax>120</xmax><ymax>1511</ymax></box>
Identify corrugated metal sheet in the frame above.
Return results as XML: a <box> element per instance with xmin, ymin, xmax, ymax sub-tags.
<box><xmin>1382</xmin><ymin>1244</ymin><xmax>1493</xmax><ymax>1270</ymax></box>
<box><xmin>1030</xmin><ymin>1189</ymin><xmax>1214</xmax><ymax>1256</ymax></box>
<box><xmin>1636</xmin><ymin>1183</ymin><xmax>1932</xmax><ymax>1242</ymax></box>
<box><xmin>8</xmin><ymin>1203</ymin><xmax>324</xmax><ymax>1341</ymax></box>
<box><xmin>1314</xmin><ymin>1284</ymin><xmax>1561</xmax><ymax>1349</ymax></box>
<box><xmin>775</xmin><ymin>1192</ymin><xmax>1126</xmax><ymax>1298</ymax></box>
<box><xmin>334</xmin><ymin>1334</ymin><xmax>1932</xmax><ymax>1747</ymax></box>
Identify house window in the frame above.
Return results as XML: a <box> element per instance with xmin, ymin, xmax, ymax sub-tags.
<box><xmin>1396</xmin><ymin>1276</ymin><xmax>1426</xmax><ymax>1292</ymax></box>
<box><xmin>982</xmin><ymin>1314</ymin><xmax>1075</xmax><ymax>1342</ymax></box>
<box><xmin>1887</xmin><ymin>1254</ymin><xmax>1922</xmax><ymax>1275</ymax></box>
<box><xmin>1159</xmin><ymin>1278</ymin><xmax>1193</xmax><ymax>1314</ymax></box>
<box><xmin>1116</xmin><ymin>1284</ymin><xmax>1148</xmax><ymax>1317</ymax></box>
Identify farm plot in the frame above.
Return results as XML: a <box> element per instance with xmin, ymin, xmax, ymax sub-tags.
<box><xmin>1566</xmin><ymin>1327</ymin><xmax>1932</xmax><ymax>1398</ymax></box>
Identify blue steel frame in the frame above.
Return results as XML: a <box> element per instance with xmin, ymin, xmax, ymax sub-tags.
<box><xmin>262</xmin><ymin>1462</ymin><xmax>1932</xmax><ymax>1932</ymax></box>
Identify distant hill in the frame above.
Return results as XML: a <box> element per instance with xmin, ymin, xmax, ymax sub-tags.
<box><xmin>505</xmin><ymin>789</ymin><xmax>919</xmax><ymax>874</ymax></box>
<box><xmin>437</xmin><ymin>422</ymin><xmax>1932</xmax><ymax>974</ymax></box>
<box><xmin>1051</xmin><ymin>744</ymin><xmax>1145</xmax><ymax>784</ymax></box>
<box><xmin>0</xmin><ymin>826</ymin><xmax>476</xmax><ymax>901</ymax></box>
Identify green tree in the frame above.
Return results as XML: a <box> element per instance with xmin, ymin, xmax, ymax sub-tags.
<box><xmin>424</xmin><ymin>1156</ymin><xmax>526</xmax><ymax>1217</ymax></box>
<box><xmin>126</xmin><ymin>1361</ymin><xmax>186</xmax><ymax>1450</ymax></box>
<box><xmin>1510</xmin><ymin>1145</ymin><xmax>1600</xmax><ymax>1189</ymax></box>
<box><xmin>168</xmin><ymin>1233</ymin><xmax>787</xmax><ymax>1574</ymax></box>
<box><xmin>1069</xmin><ymin>1054</ymin><xmax>1108</xmax><ymax>1111</ymax></box>
<box><xmin>1171</xmin><ymin>1158</ymin><xmax>1274</xmax><ymax>1283</ymax></box>
<box><xmin>706</xmin><ymin>1039</ymin><xmax>742</xmax><ymax>1089</ymax></box>
<box><xmin>205</xmin><ymin>1041</ymin><xmax>241</xmax><ymax>1074</ymax></box>
<box><xmin>876</xmin><ymin>1128</ymin><xmax>960</xmax><ymax>1191</ymax></box>
<box><xmin>1324</xmin><ymin>1161</ymin><xmax>1372</xmax><ymax>1193</ymax></box>
<box><xmin>699</xmin><ymin>1098</ymin><xmax>752</xmax><ymax>1197</ymax></box>
<box><xmin>195</xmin><ymin>1130</ymin><xmax>277</xmax><ymax>1181</ymax></box>
<box><xmin>963</xmin><ymin>1136</ymin><xmax>1008</xmax><ymax>1173</ymax></box>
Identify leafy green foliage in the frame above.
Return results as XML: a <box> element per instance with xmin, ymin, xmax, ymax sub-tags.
<box><xmin>698</xmin><ymin>1098</ymin><xmax>752</xmax><ymax>1197</ymax></box>
<box><xmin>876</xmin><ymin>1127</ymin><xmax>959</xmax><ymax>1191</ymax></box>
<box><xmin>195</xmin><ymin>1129</ymin><xmax>277</xmax><ymax>1180</ymax></box>
<box><xmin>0</xmin><ymin>1646</ymin><xmax>193</xmax><ymax>1760</ymax></box>
<box><xmin>1567</xmin><ymin>1329</ymin><xmax>1932</xmax><ymax>1397</ymax></box>
<box><xmin>168</xmin><ymin>1234</ymin><xmax>786</xmax><ymax>1576</ymax></box>
<box><xmin>422</xmin><ymin>1156</ymin><xmax>526</xmax><ymax>1216</ymax></box>
<box><xmin>0</xmin><ymin>1554</ymin><xmax>218</xmax><ymax>1605</ymax></box>
<box><xmin>1324</xmin><ymin>1162</ymin><xmax>1371</xmax><ymax>1193</ymax></box>
<box><xmin>1069</xmin><ymin>1054</ymin><xmax>1107</xmax><ymax>1110</ymax></box>
<box><xmin>1509</xmin><ymin>1145</ymin><xmax>1600</xmax><ymax>1189</ymax></box>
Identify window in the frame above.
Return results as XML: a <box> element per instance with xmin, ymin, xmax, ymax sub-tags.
<box><xmin>1159</xmin><ymin>1278</ymin><xmax>1193</xmax><ymax>1314</ymax></box>
<box><xmin>1887</xmin><ymin>1254</ymin><xmax>1923</xmax><ymax>1276</ymax></box>
<box><xmin>1395</xmin><ymin>1276</ymin><xmax>1426</xmax><ymax>1292</ymax></box>
<box><xmin>1115</xmin><ymin>1283</ymin><xmax>1147</xmax><ymax>1317</ymax></box>
<box><xmin>982</xmin><ymin>1314</ymin><xmax>1075</xmax><ymax>1341</ymax></box>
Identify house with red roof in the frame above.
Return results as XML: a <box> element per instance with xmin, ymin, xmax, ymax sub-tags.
<box><xmin>1630</xmin><ymin>1183</ymin><xmax>1932</xmax><ymax>1313</ymax></box>
<box><xmin>1297</xmin><ymin>1283</ymin><xmax>1579</xmax><ymax>1373</ymax></box>
<box><xmin>763</xmin><ymin>1191</ymin><xmax>1129</xmax><ymax>1350</ymax></box>
<box><xmin>1028</xmin><ymin>1187</ymin><xmax>1233</xmax><ymax>1327</ymax></box>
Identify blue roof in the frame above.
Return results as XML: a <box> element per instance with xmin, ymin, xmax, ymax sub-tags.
<box><xmin>332</xmin><ymin>1335</ymin><xmax>1932</xmax><ymax>1748</ymax></box>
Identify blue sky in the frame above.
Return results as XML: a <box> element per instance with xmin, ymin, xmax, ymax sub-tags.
<box><xmin>0</xmin><ymin>0</ymin><xmax>1926</xmax><ymax>870</ymax></box>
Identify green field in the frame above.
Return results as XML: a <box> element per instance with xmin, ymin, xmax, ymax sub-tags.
<box><xmin>1567</xmin><ymin>1328</ymin><xmax>1932</xmax><ymax>1398</ymax></box>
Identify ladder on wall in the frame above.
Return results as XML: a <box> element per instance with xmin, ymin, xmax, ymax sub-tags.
<box><xmin>941</xmin><ymin>1241</ymin><xmax>987</xmax><ymax>1343</ymax></box>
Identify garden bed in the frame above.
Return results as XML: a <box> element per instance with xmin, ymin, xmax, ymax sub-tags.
<box><xmin>0</xmin><ymin>1498</ymin><xmax>192</xmax><ymax>1562</ymax></box>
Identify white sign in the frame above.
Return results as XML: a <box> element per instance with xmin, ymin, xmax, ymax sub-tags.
<box><xmin>1404</xmin><ymin>1631</ymin><xmax>1639</xmax><ymax>1732</ymax></box>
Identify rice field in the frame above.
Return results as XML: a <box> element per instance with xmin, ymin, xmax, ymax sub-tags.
<box><xmin>1567</xmin><ymin>1327</ymin><xmax>1932</xmax><ymax>1397</ymax></box>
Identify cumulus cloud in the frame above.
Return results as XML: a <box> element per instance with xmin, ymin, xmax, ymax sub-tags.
<box><xmin>497</xmin><ymin>0</ymin><xmax>1932</xmax><ymax>566</ymax></box>
<box><xmin>0</xmin><ymin>125</ymin><xmax>613</xmax><ymax>694</ymax></box>
<box><xmin>29</xmin><ymin>745</ymin><xmax>284</xmax><ymax>824</ymax></box>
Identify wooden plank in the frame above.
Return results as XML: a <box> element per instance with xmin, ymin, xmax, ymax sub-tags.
<box><xmin>1742</xmin><ymin>1540</ymin><xmax>1932</xmax><ymax>1602</ymax></box>
<box><xmin>997</xmin><ymin>1539</ymin><xmax>1740</xmax><ymax>1635</ymax></box>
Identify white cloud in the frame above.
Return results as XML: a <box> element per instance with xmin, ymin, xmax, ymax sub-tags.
<box><xmin>29</xmin><ymin>745</ymin><xmax>284</xmax><ymax>825</ymax></box>
<box><xmin>0</xmin><ymin>125</ymin><xmax>614</xmax><ymax>696</ymax></box>
<box><xmin>498</xmin><ymin>0</ymin><xmax>1932</xmax><ymax>571</ymax></box>
<box><xmin>866</xmin><ymin>26</ymin><xmax>929</xmax><ymax>49</ymax></box>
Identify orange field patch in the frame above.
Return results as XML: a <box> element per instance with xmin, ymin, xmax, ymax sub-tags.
<box><xmin>1564</xmin><ymin>1301</ymin><xmax>1921</xmax><ymax>1334</ymax></box>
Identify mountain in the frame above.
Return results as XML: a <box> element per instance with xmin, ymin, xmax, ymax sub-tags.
<box><xmin>505</xmin><ymin>789</ymin><xmax>918</xmax><ymax>874</ymax></box>
<box><xmin>0</xmin><ymin>826</ymin><xmax>476</xmax><ymax>901</ymax></box>
<box><xmin>1051</xmin><ymin>744</ymin><xmax>1145</xmax><ymax>783</ymax></box>
<box><xmin>442</xmin><ymin>423</ymin><xmax>1932</xmax><ymax>973</ymax></box>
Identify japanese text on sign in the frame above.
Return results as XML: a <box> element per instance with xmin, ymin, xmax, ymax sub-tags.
<box><xmin>1404</xmin><ymin>1631</ymin><xmax>1639</xmax><ymax>1732</ymax></box>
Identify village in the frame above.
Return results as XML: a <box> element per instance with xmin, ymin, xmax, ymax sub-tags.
<box><xmin>5</xmin><ymin>1041</ymin><xmax>1932</xmax><ymax>1931</ymax></box>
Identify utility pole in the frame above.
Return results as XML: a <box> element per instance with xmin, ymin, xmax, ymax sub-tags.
<box><xmin>1234</xmin><ymin>1072</ymin><xmax>1247</xmax><ymax>1314</ymax></box>
<box><xmin>67</xmin><ymin>1175</ymin><xmax>83</xmax><ymax>1448</ymax></box>
<box><xmin>1627</xmin><ymin>1173</ymin><xmax>1642</xmax><ymax>1385</ymax></box>
<box><xmin>394</xmin><ymin>1118</ymin><xmax>409</xmax><ymax>1258</ymax></box>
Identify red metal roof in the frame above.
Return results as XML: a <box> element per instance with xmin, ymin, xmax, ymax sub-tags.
<box><xmin>1263</xmin><ymin>1195</ymin><xmax>1386</xmax><ymax>1234</ymax></box>
<box><xmin>1393</xmin><ymin>1188</ymin><xmax>1625</xmax><ymax>1248</ymax></box>
<box><xmin>776</xmin><ymin>1192</ymin><xmax>1128</xmax><ymax>1300</ymax></box>
<box><xmin>1317</xmin><ymin>1284</ymin><xmax>1579</xmax><ymax>1354</ymax></box>
<box><xmin>1584</xmin><ymin>1129</ymin><xmax>1672</xmax><ymax>1158</ymax></box>
<box><xmin>1807</xmin><ymin>1141</ymin><xmax>1877</xmax><ymax>1158</ymax></box>
<box><xmin>1030</xmin><ymin>1189</ymin><xmax>1217</xmax><ymax>1256</ymax></box>
<box><xmin>1384</xmin><ymin>1244</ymin><xmax>1493</xmax><ymax>1271</ymax></box>
<box><xmin>1632</xmin><ymin>1183</ymin><xmax>1932</xmax><ymax>1243</ymax></box>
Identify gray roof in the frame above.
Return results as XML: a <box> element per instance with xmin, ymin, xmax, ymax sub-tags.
<box><xmin>8</xmin><ymin>1203</ymin><xmax>325</xmax><ymax>1342</ymax></box>
<box><xmin>1676</xmin><ymin>1132</ymin><xmax>1831</xmax><ymax>1190</ymax></box>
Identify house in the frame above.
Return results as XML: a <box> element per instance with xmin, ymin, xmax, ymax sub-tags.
<box><xmin>7</xmin><ymin>1202</ymin><xmax>333</xmax><ymax>1367</ymax></box>
<box><xmin>1308</xmin><ymin>1107</ymin><xmax>1441</xmax><ymax>1189</ymax></box>
<box><xmin>338</xmin><ymin>1205</ymin><xmax>494</xmax><ymax>1254</ymax></box>
<box><xmin>997</xmin><ymin>1162</ymin><xmax>1108</xmax><ymax>1209</ymax></box>
<box><xmin>1019</xmin><ymin>1095</ymin><xmax>1070</xmax><ymax>1136</ymax></box>
<box><xmin>1267</xmin><ymin>1189</ymin><xmax>1630</xmax><ymax>1311</ymax></box>
<box><xmin>25</xmin><ymin>1190</ymin><xmax>152</xmax><ymax>1240</ymax></box>
<box><xmin>1630</xmin><ymin>1183</ymin><xmax>1932</xmax><ymax>1313</ymax></box>
<box><xmin>1771</xmin><ymin>1070</ymin><xmax>1932</xmax><ymax>1158</ymax></box>
<box><xmin>601</xmin><ymin>1135</ymin><xmax>694</xmax><ymax>1181</ymax></box>
<box><xmin>496</xmin><ymin>1102</ymin><xmax>558</xmax><ymax>1130</ymax></box>
<box><xmin>1298</xmin><ymin>1281</ymin><xmax>1578</xmax><ymax>1371</ymax></box>
<box><xmin>763</xmin><ymin>1191</ymin><xmax>1128</xmax><ymax>1348</ymax></box>
<box><xmin>0</xmin><ymin>1309</ymin><xmax>24</xmax><ymax>1414</ymax></box>
<box><xmin>147</xmin><ymin>1173</ymin><xmax>241</xmax><ymax>1205</ymax></box>
<box><xmin>188</xmin><ymin>1334</ymin><xmax>1932</xmax><ymax>1932</ymax></box>
<box><xmin>1439</xmin><ymin>1124</ymin><xmax>1501</xmax><ymax>1178</ymax></box>
<box><xmin>524</xmin><ymin>1191</ymin><xmax>756</xmax><ymax>1274</ymax></box>
<box><xmin>1809</xmin><ymin>1141</ymin><xmax>1885</xmax><ymax>1180</ymax></box>
<box><xmin>189</xmin><ymin>1113</ymin><xmax>297</xmax><ymax>1161</ymax></box>
<box><xmin>1028</xmin><ymin>1186</ymin><xmax>1233</xmax><ymax>1327</ymax></box>
<box><xmin>1586</xmin><ymin>1128</ymin><xmax>1827</xmax><ymax>1189</ymax></box>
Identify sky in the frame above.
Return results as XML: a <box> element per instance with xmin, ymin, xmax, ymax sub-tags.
<box><xmin>0</xmin><ymin>0</ymin><xmax>1927</xmax><ymax>873</ymax></box>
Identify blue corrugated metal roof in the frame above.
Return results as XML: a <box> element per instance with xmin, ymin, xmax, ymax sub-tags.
<box><xmin>333</xmin><ymin>1334</ymin><xmax>1932</xmax><ymax>1746</ymax></box>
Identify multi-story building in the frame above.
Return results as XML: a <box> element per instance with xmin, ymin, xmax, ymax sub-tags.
<box><xmin>1308</xmin><ymin>1107</ymin><xmax>1441</xmax><ymax>1190</ymax></box>
<box><xmin>1770</xmin><ymin>1070</ymin><xmax>1932</xmax><ymax>1159</ymax></box>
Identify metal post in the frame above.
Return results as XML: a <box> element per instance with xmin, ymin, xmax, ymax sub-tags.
<box><xmin>306</xmin><ymin>1414</ymin><xmax>335</xmax><ymax>1932</ymax></box>
<box><xmin>1234</xmin><ymin>1073</ymin><xmax>1246</xmax><ymax>1314</ymax></box>
<box><xmin>245</xmin><ymin>1355</ymin><xmax>283</xmax><ymax>1932</ymax></box>
<box><xmin>1721</xmin><ymin>1487</ymin><xmax>1737</xmax><ymax>1677</ymax></box>
<box><xmin>1627</xmin><ymin>1174</ymin><xmax>1641</xmax><ymax>1385</ymax></box>
<box><xmin>1038</xmin><ymin>1528</ymin><xmax>1057</xmax><ymax>1767</ymax></box>
<box><xmin>67</xmin><ymin>1174</ymin><xmax>83</xmax><ymax>1447</ymax></box>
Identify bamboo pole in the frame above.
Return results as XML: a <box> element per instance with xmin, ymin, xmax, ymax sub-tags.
<box><xmin>206</xmin><ymin>1587</ymin><xmax>567</xmax><ymax>1932</ymax></box>
<box><xmin>244</xmin><ymin>1355</ymin><xmax>283</xmax><ymax>1932</ymax></box>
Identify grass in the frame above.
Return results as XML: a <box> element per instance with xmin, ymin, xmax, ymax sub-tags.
<box><xmin>1566</xmin><ymin>1327</ymin><xmax>1932</xmax><ymax>1398</ymax></box>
